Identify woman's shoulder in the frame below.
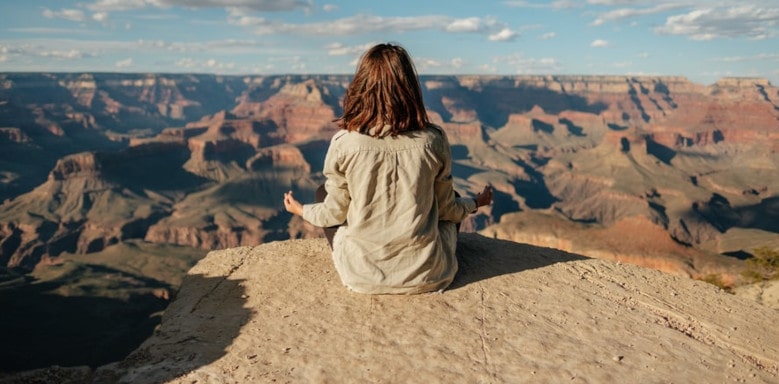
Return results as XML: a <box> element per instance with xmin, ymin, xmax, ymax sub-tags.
<box><xmin>421</xmin><ymin>124</ymin><xmax>449</xmax><ymax>146</ymax></box>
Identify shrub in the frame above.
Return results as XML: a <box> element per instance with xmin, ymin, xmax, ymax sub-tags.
<box><xmin>741</xmin><ymin>246</ymin><xmax>779</xmax><ymax>283</ymax></box>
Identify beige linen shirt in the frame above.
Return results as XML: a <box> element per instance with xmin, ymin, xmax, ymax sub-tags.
<box><xmin>302</xmin><ymin>125</ymin><xmax>476</xmax><ymax>294</ymax></box>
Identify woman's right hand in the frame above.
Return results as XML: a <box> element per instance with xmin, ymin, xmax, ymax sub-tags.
<box><xmin>474</xmin><ymin>185</ymin><xmax>493</xmax><ymax>208</ymax></box>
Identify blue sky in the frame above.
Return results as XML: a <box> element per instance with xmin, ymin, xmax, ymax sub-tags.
<box><xmin>1</xmin><ymin>1</ymin><xmax>778</xmax><ymax>85</ymax></box>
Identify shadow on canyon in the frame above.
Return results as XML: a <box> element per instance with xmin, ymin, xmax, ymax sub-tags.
<box><xmin>0</xmin><ymin>266</ymin><xmax>250</xmax><ymax>384</ymax></box>
<box><xmin>423</xmin><ymin>79</ymin><xmax>609</xmax><ymax>128</ymax></box>
<box><xmin>691</xmin><ymin>195</ymin><xmax>779</xmax><ymax>234</ymax></box>
<box><xmin>0</xmin><ymin>264</ymin><xmax>171</xmax><ymax>373</ymax></box>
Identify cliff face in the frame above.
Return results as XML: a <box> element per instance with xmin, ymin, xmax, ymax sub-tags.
<box><xmin>66</xmin><ymin>235</ymin><xmax>772</xmax><ymax>383</ymax></box>
<box><xmin>1</xmin><ymin>73</ymin><xmax>778</xmax><ymax>285</ymax></box>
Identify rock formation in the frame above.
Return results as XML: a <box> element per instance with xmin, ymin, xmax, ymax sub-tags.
<box><xmin>9</xmin><ymin>234</ymin><xmax>774</xmax><ymax>383</ymax></box>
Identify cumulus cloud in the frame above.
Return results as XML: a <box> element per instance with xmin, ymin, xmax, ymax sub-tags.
<box><xmin>92</xmin><ymin>12</ymin><xmax>109</xmax><ymax>23</ymax></box>
<box><xmin>489</xmin><ymin>27</ymin><xmax>518</xmax><ymax>42</ymax></box>
<box><xmin>540</xmin><ymin>32</ymin><xmax>557</xmax><ymax>40</ymax></box>
<box><xmin>591</xmin><ymin>39</ymin><xmax>610</xmax><ymax>47</ymax></box>
<box><xmin>323</xmin><ymin>4</ymin><xmax>338</xmax><ymax>12</ymax></box>
<box><xmin>446</xmin><ymin>17</ymin><xmax>485</xmax><ymax>33</ymax></box>
<box><xmin>655</xmin><ymin>5</ymin><xmax>779</xmax><ymax>40</ymax></box>
<box><xmin>586</xmin><ymin>1</ymin><xmax>779</xmax><ymax>41</ymax></box>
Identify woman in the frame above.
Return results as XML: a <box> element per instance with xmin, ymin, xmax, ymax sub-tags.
<box><xmin>284</xmin><ymin>43</ymin><xmax>492</xmax><ymax>294</ymax></box>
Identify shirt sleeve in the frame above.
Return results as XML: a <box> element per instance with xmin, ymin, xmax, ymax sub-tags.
<box><xmin>302</xmin><ymin>133</ymin><xmax>350</xmax><ymax>227</ymax></box>
<box><xmin>434</xmin><ymin>127</ymin><xmax>477</xmax><ymax>223</ymax></box>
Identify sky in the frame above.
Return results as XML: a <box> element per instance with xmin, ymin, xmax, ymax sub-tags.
<box><xmin>1</xmin><ymin>1</ymin><xmax>778</xmax><ymax>85</ymax></box>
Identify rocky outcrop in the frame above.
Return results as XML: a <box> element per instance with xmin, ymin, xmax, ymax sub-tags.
<box><xmin>73</xmin><ymin>235</ymin><xmax>776</xmax><ymax>383</ymax></box>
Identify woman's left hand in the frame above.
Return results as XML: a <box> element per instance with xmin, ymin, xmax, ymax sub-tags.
<box><xmin>284</xmin><ymin>191</ymin><xmax>304</xmax><ymax>216</ymax></box>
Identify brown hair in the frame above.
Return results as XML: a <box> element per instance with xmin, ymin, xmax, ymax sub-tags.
<box><xmin>336</xmin><ymin>43</ymin><xmax>430</xmax><ymax>136</ymax></box>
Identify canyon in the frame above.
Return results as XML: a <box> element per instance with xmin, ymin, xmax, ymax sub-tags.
<box><xmin>0</xmin><ymin>72</ymin><xmax>777</xmax><ymax>372</ymax></box>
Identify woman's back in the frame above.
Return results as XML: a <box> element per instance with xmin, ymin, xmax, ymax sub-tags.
<box><xmin>306</xmin><ymin>125</ymin><xmax>472</xmax><ymax>293</ymax></box>
<box><xmin>283</xmin><ymin>43</ymin><xmax>492</xmax><ymax>294</ymax></box>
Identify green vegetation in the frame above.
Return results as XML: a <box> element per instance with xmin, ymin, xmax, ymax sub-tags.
<box><xmin>698</xmin><ymin>246</ymin><xmax>779</xmax><ymax>290</ymax></box>
<box><xmin>700</xmin><ymin>273</ymin><xmax>731</xmax><ymax>291</ymax></box>
<box><xmin>741</xmin><ymin>246</ymin><xmax>779</xmax><ymax>283</ymax></box>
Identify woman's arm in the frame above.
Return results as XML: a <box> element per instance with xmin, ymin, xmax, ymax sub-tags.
<box><xmin>284</xmin><ymin>132</ymin><xmax>350</xmax><ymax>227</ymax></box>
<box><xmin>434</xmin><ymin>127</ymin><xmax>492</xmax><ymax>221</ymax></box>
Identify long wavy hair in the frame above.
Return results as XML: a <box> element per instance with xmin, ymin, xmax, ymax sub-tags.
<box><xmin>336</xmin><ymin>43</ymin><xmax>430</xmax><ymax>137</ymax></box>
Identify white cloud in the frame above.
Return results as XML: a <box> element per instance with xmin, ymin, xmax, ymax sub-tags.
<box><xmin>7</xmin><ymin>27</ymin><xmax>95</xmax><ymax>35</ymax></box>
<box><xmin>446</xmin><ymin>17</ymin><xmax>484</xmax><ymax>33</ymax></box>
<box><xmin>176</xmin><ymin>57</ymin><xmax>236</xmax><ymax>71</ymax></box>
<box><xmin>236</xmin><ymin>14</ymin><xmax>436</xmax><ymax>35</ymax></box>
<box><xmin>323</xmin><ymin>4</ymin><xmax>338</xmax><ymax>12</ymax></box>
<box><xmin>86</xmin><ymin>0</ymin><xmax>149</xmax><ymax>12</ymax></box>
<box><xmin>39</xmin><ymin>49</ymin><xmax>90</xmax><ymax>59</ymax></box>
<box><xmin>416</xmin><ymin>58</ymin><xmax>443</xmax><ymax>71</ymax></box>
<box><xmin>451</xmin><ymin>57</ymin><xmax>464</xmax><ymax>69</ymax></box>
<box><xmin>175</xmin><ymin>57</ymin><xmax>197</xmax><ymax>68</ymax></box>
<box><xmin>205</xmin><ymin>58</ymin><xmax>235</xmax><ymax>70</ymax></box>
<box><xmin>492</xmin><ymin>53</ymin><xmax>561</xmax><ymax>73</ymax></box>
<box><xmin>115</xmin><ymin>57</ymin><xmax>134</xmax><ymax>68</ymax></box>
<box><xmin>489</xmin><ymin>27</ymin><xmax>518</xmax><ymax>42</ymax></box>
<box><xmin>42</xmin><ymin>8</ymin><xmax>88</xmax><ymax>22</ymax></box>
<box><xmin>136</xmin><ymin>39</ymin><xmax>173</xmax><ymax>50</ymax></box>
<box><xmin>92</xmin><ymin>12</ymin><xmax>109</xmax><ymax>23</ymax></box>
<box><xmin>712</xmin><ymin>52</ymin><xmax>779</xmax><ymax>62</ymax></box>
<box><xmin>229</xmin><ymin>13</ymin><xmax>513</xmax><ymax>42</ymax></box>
<box><xmin>585</xmin><ymin>1</ymin><xmax>779</xmax><ymax>41</ymax></box>
<box><xmin>590</xmin><ymin>3</ymin><xmax>684</xmax><ymax>26</ymax></box>
<box><xmin>503</xmin><ymin>0</ymin><xmax>576</xmax><ymax>9</ymax></box>
<box><xmin>540</xmin><ymin>32</ymin><xmax>557</xmax><ymax>40</ymax></box>
<box><xmin>591</xmin><ymin>39</ymin><xmax>610</xmax><ymax>47</ymax></box>
<box><xmin>86</xmin><ymin>0</ymin><xmax>312</xmax><ymax>12</ymax></box>
<box><xmin>655</xmin><ymin>5</ymin><xmax>779</xmax><ymax>40</ymax></box>
<box><xmin>326</xmin><ymin>42</ymin><xmax>375</xmax><ymax>56</ymax></box>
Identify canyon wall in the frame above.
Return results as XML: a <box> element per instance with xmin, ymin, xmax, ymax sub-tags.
<box><xmin>1</xmin><ymin>73</ymin><xmax>778</xmax><ymax>283</ymax></box>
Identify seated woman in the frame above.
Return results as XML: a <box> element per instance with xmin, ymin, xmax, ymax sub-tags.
<box><xmin>283</xmin><ymin>43</ymin><xmax>492</xmax><ymax>294</ymax></box>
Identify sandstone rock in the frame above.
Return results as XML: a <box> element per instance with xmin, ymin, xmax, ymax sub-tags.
<box><xmin>96</xmin><ymin>234</ymin><xmax>778</xmax><ymax>383</ymax></box>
